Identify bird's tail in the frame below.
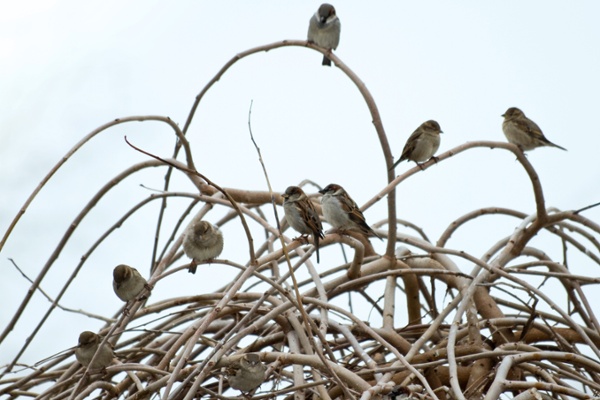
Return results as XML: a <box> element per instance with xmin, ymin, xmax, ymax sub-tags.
<box><xmin>549</xmin><ymin>141</ymin><xmax>567</xmax><ymax>151</ymax></box>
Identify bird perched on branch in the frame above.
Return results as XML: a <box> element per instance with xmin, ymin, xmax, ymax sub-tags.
<box><xmin>75</xmin><ymin>331</ymin><xmax>114</xmax><ymax>370</ymax></box>
<box><xmin>227</xmin><ymin>353</ymin><xmax>267</xmax><ymax>393</ymax></box>
<box><xmin>282</xmin><ymin>186</ymin><xmax>324</xmax><ymax>263</ymax></box>
<box><xmin>307</xmin><ymin>3</ymin><xmax>341</xmax><ymax>66</ymax></box>
<box><xmin>113</xmin><ymin>264</ymin><xmax>150</xmax><ymax>302</ymax></box>
<box><xmin>390</xmin><ymin>120</ymin><xmax>443</xmax><ymax>170</ymax></box>
<box><xmin>319</xmin><ymin>183</ymin><xmax>381</xmax><ymax>239</ymax></box>
<box><xmin>182</xmin><ymin>220</ymin><xmax>224</xmax><ymax>274</ymax></box>
<box><xmin>501</xmin><ymin>107</ymin><xmax>566</xmax><ymax>151</ymax></box>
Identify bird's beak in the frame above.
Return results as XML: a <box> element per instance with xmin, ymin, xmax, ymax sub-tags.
<box><xmin>318</xmin><ymin>189</ymin><xmax>325</xmax><ymax>194</ymax></box>
<box><xmin>501</xmin><ymin>114</ymin><xmax>505</xmax><ymax>117</ymax></box>
<box><xmin>281</xmin><ymin>194</ymin><xmax>288</xmax><ymax>199</ymax></box>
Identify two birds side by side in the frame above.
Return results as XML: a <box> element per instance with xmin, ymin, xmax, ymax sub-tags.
<box><xmin>390</xmin><ymin>107</ymin><xmax>565</xmax><ymax>170</ymax></box>
<box><xmin>283</xmin><ymin>183</ymin><xmax>381</xmax><ymax>264</ymax></box>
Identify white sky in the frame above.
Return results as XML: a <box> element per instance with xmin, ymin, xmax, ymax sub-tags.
<box><xmin>1</xmin><ymin>0</ymin><xmax>600</xmax><ymax>377</ymax></box>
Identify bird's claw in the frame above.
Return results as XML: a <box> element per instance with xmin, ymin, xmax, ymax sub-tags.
<box><xmin>292</xmin><ymin>235</ymin><xmax>310</xmax><ymax>244</ymax></box>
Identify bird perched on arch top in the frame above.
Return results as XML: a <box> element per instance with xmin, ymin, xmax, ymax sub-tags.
<box><xmin>307</xmin><ymin>3</ymin><xmax>341</xmax><ymax>66</ymax></box>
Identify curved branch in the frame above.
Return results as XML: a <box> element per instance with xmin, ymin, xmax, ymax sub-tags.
<box><xmin>0</xmin><ymin>116</ymin><xmax>189</xmax><ymax>254</ymax></box>
<box><xmin>178</xmin><ymin>39</ymin><xmax>397</xmax><ymax>263</ymax></box>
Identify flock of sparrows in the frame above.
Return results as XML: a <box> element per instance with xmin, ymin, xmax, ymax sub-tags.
<box><xmin>73</xmin><ymin>4</ymin><xmax>566</xmax><ymax>394</ymax></box>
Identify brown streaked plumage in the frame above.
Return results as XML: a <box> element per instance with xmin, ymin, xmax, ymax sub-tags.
<box><xmin>502</xmin><ymin>107</ymin><xmax>566</xmax><ymax>151</ymax></box>
<box><xmin>282</xmin><ymin>186</ymin><xmax>325</xmax><ymax>263</ymax></box>
<box><xmin>319</xmin><ymin>183</ymin><xmax>381</xmax><ymax>240</ymax></box>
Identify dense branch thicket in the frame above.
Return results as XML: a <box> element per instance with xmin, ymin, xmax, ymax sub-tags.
<box><xmin>1</xmin><ymin>41</ymin><xmax>600</xmax><ymax>400</ymax></box>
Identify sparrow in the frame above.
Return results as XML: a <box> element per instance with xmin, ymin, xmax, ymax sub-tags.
<box><xmin>182</xmin><ymin>220</ymin><xmax>224</xmax><ymax>274</ymax></box>
<box><xmin>75</xmin><ymin>331</ymin><xmax>114</xmax><ymax>370</ymax></box>
<box><xmin>501</xmin><ymin>107</ymin><xmax>566</xmax><ymax>151</ymax></box>
<box><xmin>307</xmin><ymin>3</ymin><xmax>341</xmax><ymax>66</ymax></box>
<box><xmin>113</xmin><ymin>264</ymin><xmax>150</xmax><ymax>302</ymax></box>
<box><xmin>282</xmin><ymin>186</ymin><xmax>325</xmax><ymax>263</ymax></box>
<box><xmin>227</xmin><ymin>353</ymin><xmax>267</xmax><ymax>393</ymax></box>
<box><xmin>319</xmin><ymin>183</ymin><xmax>381</xmax><ymax>239</ymax></box>
<box><xmin>390</xmin><ymin>120</ymin><xmax>443</xmax><ymax>170</ymax></box>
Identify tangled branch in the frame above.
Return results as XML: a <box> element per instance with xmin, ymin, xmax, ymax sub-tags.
<box><xmin>1</xmin><ymin>40</ymin><xmax>599</xmax><ymax>400</ymax></box>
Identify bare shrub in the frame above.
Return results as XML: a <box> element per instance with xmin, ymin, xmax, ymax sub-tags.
<box><xmin>1</xmin><ymin>41</ymin><xmax>599</xmax><ymax>400</ymax></box>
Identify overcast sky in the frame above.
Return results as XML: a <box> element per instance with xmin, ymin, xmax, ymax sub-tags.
<box><xmin>1</xmin><ymin>1</ymin><xmax>599</xmax><ymax>373</ymax></box>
